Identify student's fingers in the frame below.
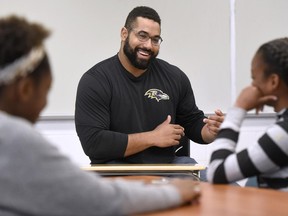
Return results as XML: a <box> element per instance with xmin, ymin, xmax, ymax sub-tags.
<box><xmin>169</xmin><ymin>179</ymin><xmax>201</xmax><ymax>204</ymax></box>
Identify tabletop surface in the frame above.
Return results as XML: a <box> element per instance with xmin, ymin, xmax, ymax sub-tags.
<box><xmin>82</xmin><ymin>164</ymin><xmax>206</xmax><ymax>171</ymax></box>
<box><xmin>116</xmin><ymin>176</ymin><xmax>288</xmax><ymax>216</ymax></box>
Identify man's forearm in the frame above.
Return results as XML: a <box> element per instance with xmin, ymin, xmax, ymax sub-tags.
<box><xmin>124</xmin><ymin>132</ymin><xmax>155</xmax><ymax>157</ymax></box>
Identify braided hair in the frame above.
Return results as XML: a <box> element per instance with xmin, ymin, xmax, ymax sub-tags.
<box><xmin>257</xmin><ymin>38</ymin><xmax>288</xmax><ymax>87</ymax></box>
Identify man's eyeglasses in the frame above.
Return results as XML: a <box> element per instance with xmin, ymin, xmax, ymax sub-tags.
<box><xmin>132</xmin><ymin>30</ymin><xmax>163</xmax><ymax>46</ymax></box>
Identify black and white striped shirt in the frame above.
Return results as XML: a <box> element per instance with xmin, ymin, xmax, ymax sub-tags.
<box><xmin>207</xmin><ymin>107</ymin><xmax>288</xmax><ymax>191</ymax></box>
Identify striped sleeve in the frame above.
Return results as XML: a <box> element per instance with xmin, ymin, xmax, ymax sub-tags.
<box><xmin>208</xmin><ymin>108</ymin><xmax>288</xmax><ymax>185</ymax></box>
<box><xmin>207</xmin><ymin>107</ymin><xmax>246</xmax><ymax>183</ymax></box>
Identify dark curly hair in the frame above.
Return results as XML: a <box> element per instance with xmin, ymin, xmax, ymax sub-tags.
<box><xmin>257</xmin><ymin>38</ymin><xmax>288</xmax><ymax>87</ymax></box>
<box><xmin>0</xmin><ymin>15</ymin><xmax>51</xmax><ymax>85</ymax></box>
<box><xmin>124</xmin><ymin>6</ymin><xmax>161</xmax><ymax>31</ymax></box>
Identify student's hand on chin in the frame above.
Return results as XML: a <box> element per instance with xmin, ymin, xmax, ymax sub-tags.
<box><xmin>254</xmin><ymin>95</ymin><xmax>278</xmax><ymax>114</ymax></box>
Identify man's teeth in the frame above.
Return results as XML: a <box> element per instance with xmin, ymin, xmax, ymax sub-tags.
<box><xmin>138</xmin><ymin>50</ymin><xmax>149</xmax><ymax>56</ymax></box>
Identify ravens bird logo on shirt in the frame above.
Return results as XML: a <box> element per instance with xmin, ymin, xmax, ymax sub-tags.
<box><xmin>144</xmin><ymin>89</ymin><xmax>170</xmax><ymax>102</ymax></box>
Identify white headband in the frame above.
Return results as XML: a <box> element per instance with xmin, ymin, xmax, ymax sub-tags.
<box><xmin>0</xmin><ymin>46</ymin><xmax>45</xmax><ymax>85</ymax></box>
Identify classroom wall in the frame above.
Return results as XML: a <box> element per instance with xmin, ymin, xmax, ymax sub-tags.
<box><xmin>2</xmin><ymin>0</ymin><xmax>287</xmax><ymax>115</ymax></box>
<box><xmin>1</xmin><ymin>0</ymin><xmax>231</xmax><ymax>115</ymax></box>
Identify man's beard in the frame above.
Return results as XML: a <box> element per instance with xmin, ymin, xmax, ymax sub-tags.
<box><xmin>123</xmin><ymin>38</ymin><xmax>158</xmax><ymax>70</ymax></box>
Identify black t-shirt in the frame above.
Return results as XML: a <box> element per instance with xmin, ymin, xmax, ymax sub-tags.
<box><xmin>75</xmin><ymin>54</ymin><xmax>206</xmax><ymax>163</ymax></box>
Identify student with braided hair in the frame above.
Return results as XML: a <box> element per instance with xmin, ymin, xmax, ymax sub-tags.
<box><xmin>207</xmin><ymin>38</ymin><xmax>288</xmax><ymax>191</ymax></box>
<box><xmin>0</xmin><ymin>15</ymin><xmax>201</xmax><ymax>215</ymax></box>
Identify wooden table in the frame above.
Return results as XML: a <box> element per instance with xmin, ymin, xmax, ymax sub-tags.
<box><xmin>118</xmin><ymin>176</ymin><xmax>288</xmax><ymax>216</ymax></box>
<box><xmin>82</xmin><ymin>164</ymin><xmax>205</xmax><ymax>178</ymax></box>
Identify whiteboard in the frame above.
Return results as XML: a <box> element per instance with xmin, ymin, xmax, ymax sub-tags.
<box><xmin>4</xmin><ymin>0</ymin><xmax>285</xmax><ymax>116</ymax></box>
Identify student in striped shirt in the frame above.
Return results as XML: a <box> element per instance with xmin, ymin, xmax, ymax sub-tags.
<box><xmin>207</xmin><ymin>38</ymin><xmax>288</xmax><ymax>191</ymax></box>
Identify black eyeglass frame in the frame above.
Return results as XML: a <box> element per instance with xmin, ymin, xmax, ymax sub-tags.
<box><xmin>131</xmin><ymin>29</ymin><xmax>163</xmax><ymax>46</ymax></box>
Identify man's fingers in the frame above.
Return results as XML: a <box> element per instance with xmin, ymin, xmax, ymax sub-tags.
<box><xmin>215</xmin><ymin>109</ymin><xmax>224</xmax><ymax>116</ymax></box>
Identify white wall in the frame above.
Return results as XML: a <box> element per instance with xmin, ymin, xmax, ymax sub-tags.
<box><xmin>3</xmin><ymin>0</ymin><xmax>288</xmax><ymax>116</ymax></box>
<box><xmin>35</xmin><ymin>118</ymin><xmax>90</xmax><ymax>166</ymax></box>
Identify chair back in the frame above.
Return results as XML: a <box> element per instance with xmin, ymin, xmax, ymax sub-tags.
<box><xmin>175</xmin><ymin>136</ymin><xmax>190</xmax><ymax>157</ymax></box>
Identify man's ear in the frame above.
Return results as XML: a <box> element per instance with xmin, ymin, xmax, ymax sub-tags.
<box><xmin>120</xmin><ymin>27</ymin><xmax>128</xmax><ymax>41</ymax></box>
<box><xmin>15</xmin><ymin>78</ymin><xmax>34</xmax><ymax>102</ymax></box>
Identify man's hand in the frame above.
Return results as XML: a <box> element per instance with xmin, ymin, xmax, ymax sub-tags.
<box><xmin>151</xmin><ymin>115</ymin><xmax>185</xmax><ymax>148</ymax></box>
<box><xmin>202</xmin><ymin>109</ymin><xmax>224</xmax><ymax>143</ymax></box>
<box><xmin>126</xmin><ymin>115</ymin><xmax>184</xmax><ymax>157</ymax></box>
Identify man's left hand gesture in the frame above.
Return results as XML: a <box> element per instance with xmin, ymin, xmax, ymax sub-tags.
<box><xmin>202</xmin><ymin>109</ymin><xmax>224</xmax><ymax>143</ymax></box>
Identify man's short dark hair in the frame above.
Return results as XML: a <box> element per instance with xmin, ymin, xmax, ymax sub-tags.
<box><xmin>124</xmin><ymin>6</ymin><xmax>161</xmax><ymax>30</ymax></box>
